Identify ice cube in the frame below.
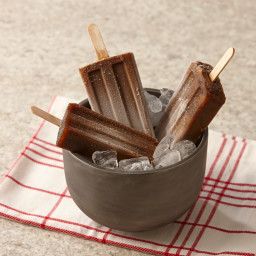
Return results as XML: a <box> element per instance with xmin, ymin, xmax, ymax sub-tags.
<box><xmin>119</xmin><ymin>156</ymin><xmax>153</xmax><ymax>171</ymax></box>
<box><xmin>172</xmin><ymin>140</ymin><xmax>196</xmax><ymax>159</ymax></box>
<box><xmin>153</xmin><ymin>135</ymin><xmax>174</xmax><ymax>159</ymax></box>
<box><xmin>144</xmin><ymin>90</ymin><xmax>163</xmax><ymax>126</ymax></box>
<box><xmin>153</xmin><ymin>150</ymin><xmax>181</xmax><ymax>168</ymax></box>
<box><xmin>150</xmin><ymin>111</ymin><xmax>164</xmax><ymax>127</ymax></box>
<box><xmin>92</xmin><ymin>150</ymin><xmax>118</xmax><ymax>169</ymax></box>
<box><xmin>159</xmin><ymin>88</ymin><xmax>174</xmax><ymax>107</ymax></box>
<box><xmin>144</xmin><ymin>91</ymin><xmax>163</xmax><ymax>113</ymax></box>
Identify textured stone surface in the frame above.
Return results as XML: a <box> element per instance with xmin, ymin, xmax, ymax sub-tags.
<box><xmin>0</xmin><ymin>0</ymin><xmax>255</xmax><ymax>255</ymax></box>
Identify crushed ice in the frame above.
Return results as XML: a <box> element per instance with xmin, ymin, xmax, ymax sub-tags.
<box><xmin>144</xmin><ymin>89</ymin><xmax>173</xmax><ymax>127</ymax></box>
<box><xmin>119</xmin><ymin>156</ymin><xmax>153</xmax><ymax>171</ymax></box>
<box><xmin>91</xmin><ymin>89</ymin><xmax>196</xmax><ymax>171</ymax></box>
<box><xmin>153</xmin><ymin>150</ymin><xmax>181</xmax><ymax>168</ymax></box>
<box><xmin>159</xmin><ymin>88</ymin><xmax>174</xmax><ymax>108</ymax></box>
<box><xmin>144</xmin><ymin>91</ymin><xmax>162</xmax><ymax>113</ymax></box>
<box><xmin>91</xmin><ymin>138</ymin><xmax>195</xmax><ymax>171</ymax></box>
<box><xmin>172</xmin><ymin>140</ymin><xmax>196</xmax><ymax>159</ymax></box>
<box><xmin>152</xmin><ymin>136</ymin><xmax>196</xmax><ymax>168</ymax></box>
<box><xmin>92</xmin><ymin>150</ymin><xmax>118</xmax><ymax>169</ymax></box>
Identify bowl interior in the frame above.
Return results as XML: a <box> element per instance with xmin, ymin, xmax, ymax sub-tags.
<box><xmin>69</xmin><ymin>88</ymin><xmax>208</xmax><ymax>174</ymax></box>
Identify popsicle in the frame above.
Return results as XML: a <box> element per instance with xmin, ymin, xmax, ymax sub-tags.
<box><xmin>79</xmin><ymin>24</ymin><xmax>155</xmax><ymax>137</ymax></box>
<box><xmin>155</xmin><ymin>48</ymin><xmax>235</xmax><ymax>142</ymax></box>
<box><xmin>31</xmin><ymin>104</ymin><xmax>158</xmax><ymax>160</ymax></box>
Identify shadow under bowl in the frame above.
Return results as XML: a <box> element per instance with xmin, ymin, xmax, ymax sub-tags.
<box><xmin>63</xmin><ymin>88</ymin><xmax>208</xmax><ymax>232</ymax></box>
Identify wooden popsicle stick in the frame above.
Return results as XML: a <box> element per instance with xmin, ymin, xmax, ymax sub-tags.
<box><xmin>88</xmin><ymin>24</ymin><xmax>109</xmax><ymax>60</ymax></box>
<box><xmin>31</xmin><ymin>106</ymin><xmax>61</xmax><ymax>127</ymax></box>
<box><xmin>209</xmin><ymin>47</ymin><xmax>235</xmax><ymax>82</ymax></box>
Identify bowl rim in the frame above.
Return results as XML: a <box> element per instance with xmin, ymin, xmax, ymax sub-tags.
<box><xmin>65</xmin><ymin>88</ymin><xmax>208</xmax><ymax>175</ymax></box>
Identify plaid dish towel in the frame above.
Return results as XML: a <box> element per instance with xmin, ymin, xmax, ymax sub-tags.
<box><xmin>0</xmin><ymin>96</ymin><xmax>256</xmax><ymax>256</ymax></box>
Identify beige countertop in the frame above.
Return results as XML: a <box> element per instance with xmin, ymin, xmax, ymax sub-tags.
<box><xmin>0</xmin><ymin>0</ymin><xmax>255</xmax><ymax>255</ymax></box>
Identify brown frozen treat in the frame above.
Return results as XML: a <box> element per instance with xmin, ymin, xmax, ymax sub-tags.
<box><xmin>79</xmin><ymin>52</ymin><xmax>154</xmax><ymax>137</ymax></box>
<box><xmin>155</xmin><ymin>62</ymin><xmax>226</xmax><ymax>142</ymax></box>
<box><xmin>56</xmin><ymin>103</ymin><xmax>158</xmax><ymax>160</ymax></box>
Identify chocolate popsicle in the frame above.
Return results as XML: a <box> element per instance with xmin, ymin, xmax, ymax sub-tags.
<box><xmin>79</xmin><ymin>24</ymin><xmax>155</xmax><ymax>137</ymax></box>
<box><xmin>31</xmin><ymin>104</ymin><xmax>158</xmax><ymax>160</ymax></box>
<box><xmin>156</xmin><ymin>48</ymin><xmax>235</xmax><ymax>142</ymax></box>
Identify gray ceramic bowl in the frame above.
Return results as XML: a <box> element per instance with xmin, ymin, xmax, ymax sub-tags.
<box><xmin>63</xmin><ymin>88</ymin><xmax>208</xmax><ymax>232</ymax></box>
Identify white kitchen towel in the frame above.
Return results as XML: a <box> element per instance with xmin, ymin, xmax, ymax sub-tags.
<box><xmin>0</xmin><ymin>96</ymin><xmax>256</xmax><ymax>256</ymax></box>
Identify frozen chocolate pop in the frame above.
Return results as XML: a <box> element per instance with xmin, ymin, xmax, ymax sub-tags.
<box><xmin>156</xmin><ymin>48</ymin><xmax>235</xmax><ymax>142</ymax></box>
<box><xmin>79</xmin><ymin>24</ymin><xmax>155</xmax><ymax>137</ymax></box>
<box><xmin>31</xmin><ymin>104</ymin><xmax>158</xmax><ymax>160</ymax></box>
